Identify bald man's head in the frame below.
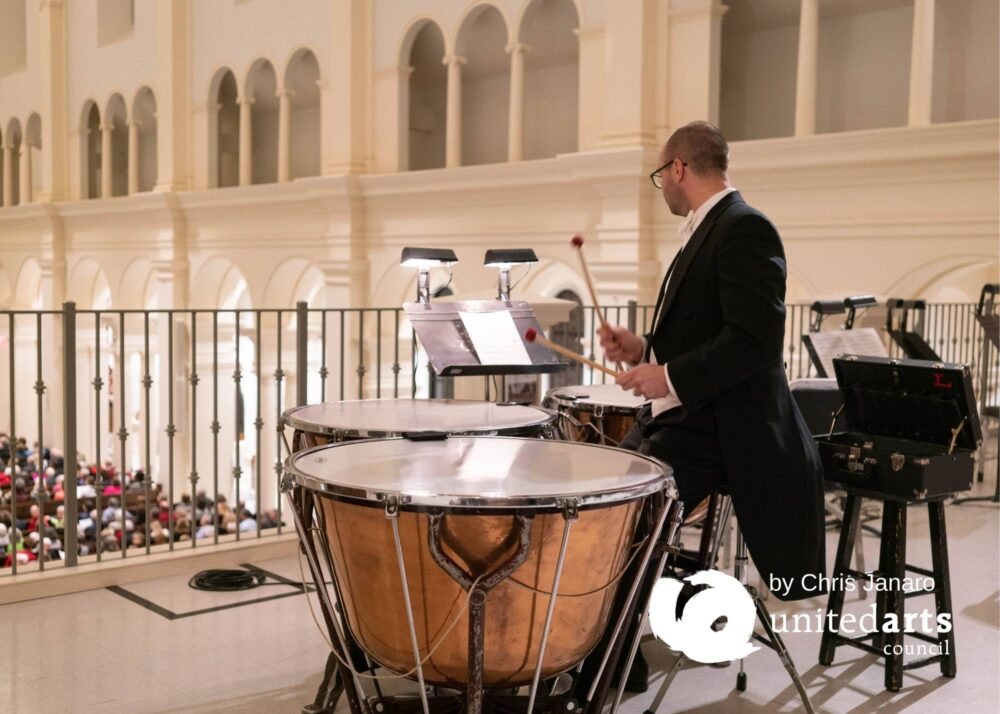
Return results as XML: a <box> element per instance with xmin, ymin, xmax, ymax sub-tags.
<box><xmin>665</xmin><ymin>121</ymin><xmax>729</xmax><ymax>177</ymax></box>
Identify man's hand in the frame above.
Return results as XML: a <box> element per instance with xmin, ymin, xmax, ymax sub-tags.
<box><xmin>617</xmin><ymin>364</ymin><xmax>670</xmax><ymax>400</ymax></box>
<box><xmin>598</xmin><ymin>325</ymin><xmax>645</xmax><ymax>364</ymax></box>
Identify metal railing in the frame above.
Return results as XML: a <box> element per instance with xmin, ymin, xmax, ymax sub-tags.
<box><xmin>0</xmin><ymin>300</ymin><xmax>995</xmax><ymax>579</ymax></box>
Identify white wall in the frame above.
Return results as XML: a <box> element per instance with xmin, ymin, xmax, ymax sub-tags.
<box><xmin>932</xmin><ymin>0</ymin><xmax>1000</xmax><ymax>123</ymax></box>
<box><xmin>720</xmin><ymin>23</ymin><xmax>798</xmax><ymax>141</ymax></box>
<box><xmin>816</xmin><ymin>4</ymin><xmax>913</xmax><ymax>134</ymax></box>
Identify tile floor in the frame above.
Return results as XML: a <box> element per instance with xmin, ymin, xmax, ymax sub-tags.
<box><xmin>1</xmin><ymin>483</ymin><xmax>997</xmax><ymax>713</ymax></box>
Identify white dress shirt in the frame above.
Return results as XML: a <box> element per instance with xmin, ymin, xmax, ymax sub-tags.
<box><xmin>647</xmin><ymin>187</ymin><xmax>737</xmax><ymax>417</ymax></box>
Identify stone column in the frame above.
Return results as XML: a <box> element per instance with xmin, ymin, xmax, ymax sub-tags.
<box><xmin>666</xmin><ymin>0</ymin><xmax>729</xmax><ymax>131</ymax></box>
<box><xmin>2</xmin><ymin>143</ymin><xmax>13</xmax><ymax>206</ymax></box>
<box><xmin>19</xmin><ymin>142</ymin><xmax>33</xmax><ymax>204</ymax></box>
<box><xmin>238</xmin><ymin>96</ymin><xmax>254</xmax><ymax>186</ymax></box>
<box><xmin>794</xmin><ymin>0</ymin><xmax>819</xmax><ymax>136</ymax></box>
<box><xmin>100</xmin><ymin>124</ymin><xmax>113</xmax><ymax>198</ymax></box>
<box><xmin>908</xmin><ymin>0</ymin><xmax>935</xmax><ymax>126</ymax></box>
<box><xmin>506</xmin><ymin>43</ymin><xmax>529</xmax><ymax>161</ymax></box>
<box><xmin>444</xmin><ymin>54</ymin><xmax>466</xmax><ymax>168</ymax></box>
<box><xmin>127</xmin><ymin>120</ymin><xmax>139</xmax><ymax>194</ymax></box>
<box><xmin>277</xmin><ymin>89</ymin><xmax>292</xmax><ymax>182</ymax></box>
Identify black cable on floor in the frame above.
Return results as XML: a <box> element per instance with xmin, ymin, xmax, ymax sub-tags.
<box><xmin>189</xmin><ymin>568</ymin><xmax>267</xmax><ymax>592</ymax></box>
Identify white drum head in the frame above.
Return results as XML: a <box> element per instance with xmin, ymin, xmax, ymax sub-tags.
<box><xmin>285</xmin><ymin>436</ymin><xmax>675</xmax><ymax>509</ymax></box>
<box><xmin>545</xmin><ymin>384</ymin><xmax>648</xmax><ymax>410</ymax></box>
<box><xmin>283</xmin><ymin>399</ymin><xmax>554</xmax><ymax>438</ymax></box>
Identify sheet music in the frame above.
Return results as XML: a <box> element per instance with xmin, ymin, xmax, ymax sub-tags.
<box><xmin>458</xmin><ymin>310</ymin><xmax>532</xmax><ymax>366</ymax></box>
<box><xmin>807</xmin><ymin>328</ymin><xmax>888</xmax><ymax>378</ymax></box>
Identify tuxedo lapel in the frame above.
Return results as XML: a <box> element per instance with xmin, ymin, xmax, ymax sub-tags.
<box><xmin>654</xmin><ymin>191</ymin><xmax>743</xmax><ymax>332</ymax></box>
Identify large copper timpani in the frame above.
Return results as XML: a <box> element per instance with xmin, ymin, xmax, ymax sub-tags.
<box><xmin>283</xmin><ymin>436</ymin><xmax>680</xmax><ymax>714</ymax></box>
<box><xmin>283</xmin><ymin>399</ymin><xmax>557</xmax><ymax>450</ymax></box>
<box><xmin>544</xmin><ymin>384</ymin><xmax>648</xmax><ymax>445</ymax></box>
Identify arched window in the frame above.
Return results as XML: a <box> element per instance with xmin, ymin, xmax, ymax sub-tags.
<box><xmin>106</xmin><ymin>94</ymin><xmax>128</xmax><ymax>197</ymax></box>
<box><xmin>520</xmin><ymin>0</ymin><xmax>579</xmax><ymax>160</ymax></box>
<box><xmin>82</xmin><ymin>102</ymin><xmax>101</xmax><ymax>199</ymax></box>
<box><xmin>4</xmin><ymin>119</ymin><xmax>22</xmax><ymax>206</ymax></box>
<box><xmin>285</xmin><ymin>49</ymin><xmax>321</xmax><ymax>179</ymax></box>
<box><xmin>406</xmin><ymin>22</ymin><xmax>447</xmax><ymax>171</ymax></box>
<box><xmin>132</xmin><ymin>87</ymin><xmax>157</xmax><ymax>192</ymax></box>
<box><xmin>246</xmin><ymin>59</ymin><xmax>279</xmax><ymax>184</ymax></box>
<box><xmin>457</xmin><ymin>5</ymin><xmax>510</xmax><ymax>166</ymax></box>
<box><xmin>211</xmin><ymin>69</ymin><xmax>239</xmax><ymax>188</ymax></box>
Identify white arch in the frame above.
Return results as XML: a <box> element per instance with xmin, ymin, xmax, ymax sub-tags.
<box><xmin>513</xmin><ymin>0</ymin><xmax>585</xmax><ymax>43</ymax></box>
<box><xmin>67</xmin><ymin>257</ymin><xmax>113</xmax><ymax>310</ymax></box>
<box><xmin>261</xmin><ymin>257</ymin><xmax>326</xmax><ymax>308</ymax></box>
<box><xmin>132</xmin><ymin>87</ymin><xmax>157</xmax><ymax>193</ymax></box>
<box><xmin>453</xmin><ymin>1</ymin><xmax>513</xmax><ymax>55</ymax></box>
<box><xmin>208</xmin><ymin>67</ymin><xmax>239</xmax><ymax>189</ymax></box>
<box><xmin>0</xmin><ymin>261</ymin><xmax>12</xmax><ymax>309</ymax></box>
<box><xmin>190</xmin><ymin>256</ymin><xmax>254</xmax><ymax>310</ymax></box>
<box><xmin>13</xmin><ymin>258</ymin><xmax>42</xmax><ymax>309</ymax></box>
<box><xmin>116</xmin><ymin>257</ymin><xmax>157</xmax><ymax>309</ymax></box>
<box><xmin>80</xmin><ymin>100</ymin><xmax>102</xmax><ymax>199</ymax></box>
<box><xmin>105</xmin><ymin>93</ymin><xmax>129</xmax><ymax>197</ymax></box>
<box><xmin>397</xmin><ymin>14</ymin><xmax>452</xmax><ymax>67</ymax></box>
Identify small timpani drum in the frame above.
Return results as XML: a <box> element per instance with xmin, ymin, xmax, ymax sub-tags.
<box><xmin>544</xmin><ymin>384</ymin><xmax>648</xmax><ymax>445</ymax></box>
<box><xmin>284</xmin><ymin>436</ymin><xmax>680</xmax><ymax>714</ymax></box>
<box><xmin>283</xmin><ymin>399</ymin><xmax>557</xmax><ymax>450</ymax></box>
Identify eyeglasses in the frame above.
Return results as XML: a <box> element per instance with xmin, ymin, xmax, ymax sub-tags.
<box><xmin>649</xmin><ymin>159</ymin><xmax>687</xmax><ymax>189</ymax></box>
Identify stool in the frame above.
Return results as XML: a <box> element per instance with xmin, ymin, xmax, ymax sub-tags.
<box><xmin>819</xmin><ymin>491</ymin><xmax>956</xmax><ymax>692</ymax></box>
<box><xmin>645</xmin><ymin>491</ymin><xmax>816</xmax><ymax>714</ymax></box>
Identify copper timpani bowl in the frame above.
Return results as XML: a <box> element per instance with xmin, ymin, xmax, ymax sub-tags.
<box><xmin>284</xmin><ymin>436</ymin><xmax>675</xmax><ymax>687</ymax></box>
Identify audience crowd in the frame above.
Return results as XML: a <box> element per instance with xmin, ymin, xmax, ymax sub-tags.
<box><xmin>0</xmin><ymin>433</ymin><xmax>282</xmax><ymax>568</ymax></box>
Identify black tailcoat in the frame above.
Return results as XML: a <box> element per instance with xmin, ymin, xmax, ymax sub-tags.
<box><xmin>646</xmin><ymin>191</ymin><xmax>826</xmax><ymax>601</ymax></box>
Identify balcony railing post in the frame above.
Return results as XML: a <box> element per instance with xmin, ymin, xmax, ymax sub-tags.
<box><xmin>627</xmin><ymin>299</ymin><xmax>637</xmax><ymax>334</ymax></box>
<box><xmin>296</xmin><ymin>301</ymin><xmax>308</xmax><ymax>407</ymax></box>
<box><xmin>62</xmin><ymin>301</ymin><xmax>78</xmax><ymax>567</ymax></box>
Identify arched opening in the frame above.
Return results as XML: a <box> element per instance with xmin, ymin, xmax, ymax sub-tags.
<box><xmin>132</xmin><ymin>87</ymin><xmax>157</xmax><ymax>192</ymax></box>
<box><xmin>520</xmin><ymin>0</ymin><xmax>579</xmax><ymax>160</ymax></box>
<box><xmin>106</xmin><ymin>94</ymin><xmax>128</xmax><ymax>197</ymax></box>
<box><xmin>457</xmin><ymin>5</ymin><xmax>510</xmax><ymax>166</ymax></box>
<box><xmin>285</xmin><ymin>49</ymin><xmax>321</xmax><ymax>179</ymax></box>
<box><xmin>24</xmin><ymin>114</ymin><xmax>41</xmax><ymax>203</ymax></box>
<box><xmin>246</xmin><ymin>59</ymin><xmax>279</xmax><ymax>184</ymax></box>
<box><xmin>5</xmin><ymin>119</ymin><xmax>22</xmax><ymax>206</ymax></box>
<box><xmin>82</xmin><ymin>102</ymin><xmax>102</xmax><ymax>199</ymax></box>
<box><xmin>548</xmin><ymin>289</ymin><xmax>584</xmax><ymax>388</ymax></box>
<box><xmin>212</xmin><ymin>69</ymin><xmax>240</xmax><ymax>188</ymax></box>
<box><xmin>406</xmin><ymin>22</ymin><xmax>447</xmax><ymax>171</ymax></box>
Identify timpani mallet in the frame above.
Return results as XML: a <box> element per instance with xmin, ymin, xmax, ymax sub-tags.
<box><xmin>571</xmin><ymin>235</ymin><xmax>624</xmax><ymax>372</ymax></box>
<box><xmin>525</xmin><ymin>328</ymin><xmax>619</xmax><ymax>378</ymax></box>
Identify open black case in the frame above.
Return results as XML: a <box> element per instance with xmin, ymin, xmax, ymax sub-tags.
<box><xmin>816</xmin><ymin>355</ymin><xmax>983</xmax><ymax>500</ymax></box>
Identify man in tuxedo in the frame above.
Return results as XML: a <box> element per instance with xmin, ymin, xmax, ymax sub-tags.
<box><xmin>600</xmin><ymin>121</ymin><xmax>826</xmax><ymax>601</ymax></box>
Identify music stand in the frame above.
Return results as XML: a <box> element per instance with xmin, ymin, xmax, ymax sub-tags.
<box><xmin>405</xmin><ymin>300</ymin><xmax>567</xmax><ymax>377</ymax></box>
<box><xmin>954</xmin><ymin>309</ymin><xmax>999</xmax><ymax>505</ymax></box>
<box><xmin>886</xmin><ymin>298</ymin><xmax>942</xmax><ymax>360</ymax></box>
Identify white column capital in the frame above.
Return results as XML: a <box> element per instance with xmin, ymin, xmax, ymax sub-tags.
<box><xmin>442</xmin><ymin>54</ymin><xmax>467</xmax><ymax>67</ymax></box>
<box><xmin>276</xmin><ymin>88</ymin><xmax>296</xmax><ymax>100</ymax></box>
<box><xmin>505</xmin><ymin>42</ymin><xmax>531</xmax><ymax>54</ymax></box>
<box><xmin>237</xmin><ymin>95</ymin><xmax>256</xmax><ymax>107</ymax></box>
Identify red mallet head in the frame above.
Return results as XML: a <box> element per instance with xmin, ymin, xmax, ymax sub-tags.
<box><xmin>525</xmin><ymin>328</ymin><xmax>538</xmax><ymax>342</ymax></box>
<box><xmin>571</xmin><ymin>235</ymin><xmax>584</xmax><ymax>249</ymax></box>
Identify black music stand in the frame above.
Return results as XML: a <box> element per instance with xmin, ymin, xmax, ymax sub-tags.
<box><xmin>886</xmin><ymin>298</ymin><xmax>941</xmax><ymax>360</ymax></box>
<box><xmin>954</xmin><ymin>303</ymin><xmax>999</xmax><ymax>505</ymax></box>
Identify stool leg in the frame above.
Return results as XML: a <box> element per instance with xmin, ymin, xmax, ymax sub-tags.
<box><xmin>873</xmin><ymin>501</ymin><xmax>891</xmax><ymax>653</ymax></box>
<box><xmin>883</xmin><ymin>501</ymin><xmax>907</xmax><ymax>692</ymax></box>
<box><xmin>819</xmin><ymin>494</ymin><xmax>861</xmax><ymax>665</ymax></box>
<box><xmin>928</xmin><ymin>501</ymin><xmax>957</xmax><ymax>677</ymax></box>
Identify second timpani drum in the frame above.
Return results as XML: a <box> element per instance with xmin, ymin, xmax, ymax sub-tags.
<box><xmin>544</xmin><ymin>384</ymin><xmax>648</xmax><ymax>445</ymax></box>
<box><xmin>283</xmin><ymin>399</ymin><xmax>557</xmax><ymax>450</ymax></box>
